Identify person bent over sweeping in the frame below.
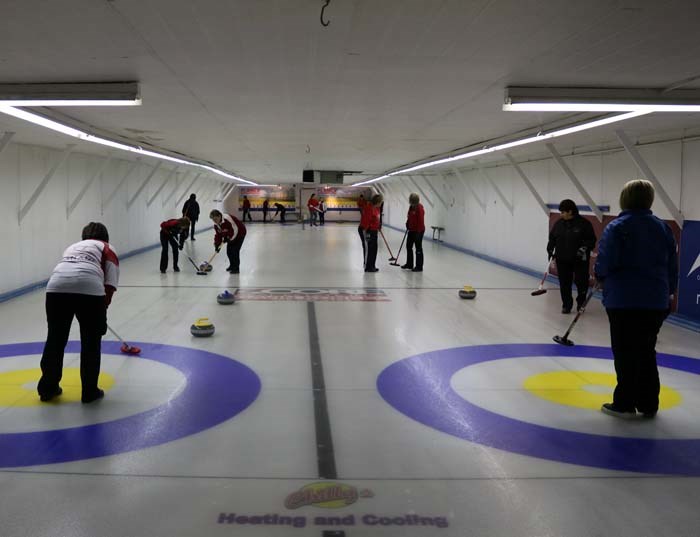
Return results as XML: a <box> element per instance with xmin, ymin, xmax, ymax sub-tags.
<box><xmin>210</xmin><ymin>209</ymin><xmax>247</xmax><ymax>273</ymax></box>
<box><xmin>160</xmin><ymin>217</ymin><xmax>190</xmax><ymax>273</ymax></box>
<box><xmin>38</xmin><ymin>222</ymin><xmax>120</xmax><ymax>404</ymax></box>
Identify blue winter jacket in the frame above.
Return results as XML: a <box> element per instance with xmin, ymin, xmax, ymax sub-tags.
<box><xmin>594</xmin><ymin>209</ymin><xmax>677</xmax><ymax>310</ymax></box>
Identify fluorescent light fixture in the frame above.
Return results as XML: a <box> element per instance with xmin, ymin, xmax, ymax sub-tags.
<box><xmin>504</xmin><ymin>86</ymin><xmax>700</xmax><ymax>112</ymax></box>
<box><xmin>0</xmin><ymin>106</ymin><xmax>256</xmax><ymax>185</ymax></box>
<box><xmin>354</xmin><ymin>111</ymin><xmax>650</xmax><ymax>186</ymax></box>
<box><xmin>0</xmin><ymin>82</ymin><xmax>141</xmax><ymax>106</ymax></box>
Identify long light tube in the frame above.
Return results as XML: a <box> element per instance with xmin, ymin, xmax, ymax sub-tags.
<box><xmin>504</xmin><ymin>103</ymin><xmax>700</xmax><ymax>112</ymax></box>
<box><xmin>0</xmin><ymin>99</ymin><xmax>142</xmax><ymax>107</ymax></box>
<box><xmin>0</xmin><ymin>105</ymin><xmax>256</xmax><ymax>185</ymax></box>
<box><xmin>354</xmin><ymin>111</ymin><xmax>650</xmax><ymax>185</ymax></box>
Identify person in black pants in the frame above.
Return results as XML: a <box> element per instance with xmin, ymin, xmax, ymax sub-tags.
<box><xmin>242</xmin><ymin>195</ymin><xmax>253</xmax><ymax>222</ymax></box>
<box><xmin>210</xmin><ymin>210</ymin><xmax>247</xmax><ymax>273</ymax></box>
<box><xmin>160</xmin><ymin>217</ymin><xmax>190</xmax><ymax>273</ymax></box>
<box><xmin>38</xmin><ymin>222</ymin><xmax>120</xmax><ymax>404</ymax></box>
<box><xmin>181</xmin><ymin>193</ymin><xmax>200</xmax><ymax>240</ymax></box>
<box><xmin>547</xmin><ymin>199</ymin><xmax>597</xmax><ymax>313</ymax></box>
<box><xmin>274</xmin><ymin>202</ymin><xmax>286</xmax><ymax>223</ymax></box>
<box><xmin>262</xmin><ymin>199</ymin><xmax>269</xmax><ymax>222</ymax></box>
<box><xmin>364</xmin><ymin>194</ymin><xmax>383</xmax><ymax>272</ymax></box>
<box><xmin>402</xmin><ymin>193</ymin><xmax>426</xmax><ymax>272</ymax></box>
<box><xmin>595</xmin><ymin>179</ymin><xmax>677</xmax><ymax>419</ymax></box>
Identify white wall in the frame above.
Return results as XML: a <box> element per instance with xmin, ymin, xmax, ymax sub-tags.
<box><xmin>384</xmin><ymin>136</ymin><xmax>698</xmax><ymax>274</ymax></box>
<box><xmin>0</xmin><ymin>141</ymin><xmax>225</xmax><ymax>295</ymax></box>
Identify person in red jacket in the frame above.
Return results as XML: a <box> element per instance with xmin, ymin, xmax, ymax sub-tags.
<box><xmin>402</xmin><ymin>193</ymin><xmax>426</xmax><ymax>272</ymax></box>
<box><xmin>364</xmin><ymin>194</ymin><xmax>383</xmax><ymax>272</ymax></box>
<box><xmin>38</xmin><ymin>222</ymin><xmax>120</xmax><ymax>403</ymax></box>
<box><xmin>307</xmin><ymin>193</ymin><xmax>320</xmax><ymax>226</ymax></box>
<box><xmin>242</xmin><ymin>195</ymin><xmax>252</xmax><ymax>222</ymax></box>
<box><xmin>210</xmin><ymin>209</ymin><xmax>247</xmax><ymax>273</ymax></box>
<box><xmin>160</xmin><ymin>217</ymin><xmax>190</xmax><ymax>273</ymax></box>
<box><xmin>358</xmin><ymin>194</ymin><xmax>369</xmax><ymax>267</ymax></box>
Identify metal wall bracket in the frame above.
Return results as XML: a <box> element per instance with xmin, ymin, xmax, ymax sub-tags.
<box><xmin>68</xmin><ymin>154</ymin><xmax>113</xmax><ymax>218</ymax></box>
<box><xmin>452</xmin><ymin>166</ymin><xmax>486</xmax><ymax>211</ymax></box>
<box><xmin>147</xmin><ymin>166</ymin><xmax>178</xmax><ymax>207</ymax></box>
<box><xmin>546</xmin><ymin>143</ymin><xmax>603</xmax><ymax>222</ymax></box>
<box><xmin>615</xmin><ymin>129</ymin><xmax>684</xmax><ymax>227</ymax></box>
<box><xmin>420</xmin><ymin>174</ymin><xmax>449</xmax><ymax>210</ymax></box>
<box><xmin>505</xmin><ymin>153</ymin><xmax>550</xmax><ymax>217</ymax></box>
<box><xmin>127</xmin><ymin>161</ymin><xmax>162</xmax><ymax>210</ymax></box>
<box><xmin>103</xmin><ymin>158</ymin><xmax>142</xmax><ymax>210</ymax></box>
<box><xmin>19</xmin><ymin>144</ymin><xmax>75</xmax><ymax>223</ymax></box>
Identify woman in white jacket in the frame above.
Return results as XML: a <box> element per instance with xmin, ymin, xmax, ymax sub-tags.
<box><xmin>38</xmin><ymin>222</ymin><xmax>120</xmax><ymax>404</ymax></box>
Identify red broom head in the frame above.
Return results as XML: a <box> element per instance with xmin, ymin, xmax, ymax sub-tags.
<box><xmin>120</xmin><ymin>343</ymin><xmax>141</xmax><ymax>355</ymax></box>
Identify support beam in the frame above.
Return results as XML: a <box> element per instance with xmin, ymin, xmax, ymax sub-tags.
<box><xmin>452</xmin><ymin>166</ymin><xmax>486</xmax><ymax>211</ymax></box>
<box><xmin>420</xmin><ymin>174</ymin><xmax>449</xmax><ymax>210</ymax></box>
<box><xmin>615</xmin><ymin>129</ymin><xmax>684</xmax><ymax>227</ymax></box>
<box><xmin>147</xmin><ymin>166</ymin><xmax>178</xmax><ymax>207</ymax></box>
<box><xmin>163</xmin><ymin>171</ymin><xmax>187</xmax><ymax>207</ymax></box>
<box><xmin>218</xmin><ymin>182</ymin><xmax>235</xmax><ymax>202</ymax></box>
<box><xmin>103</xmin><ymin>158</ymin><xmax>141</xmax><ymax>209</ymax></box>
<box><xmin>479</xmin><ymin>167</ymin><xmax>513</xmax><ymax>214</ymax></box>
<box><xmin>0</xmin><ymin>131</ymin><xmax>15</xmax><ymax>158</ymax></box>
<box><xmin>176</xmin><ymin>173</ymin><xmax>201</xmax><ymax>207</ymax></box>
<box><xmin>19</xmin><ymin>144</ymin><xmax>75</xmax><ymax>223</ymax></box>
<box><xmin>375</xmin><ymin>183</ymin><xmax>387</xmax><ymax>195</ymax></box>
<box><xmin>505</xmin><ymin>153</ymin><xmax>550</xmax><ymax>217</ymax></box>
<box><xmin>407</xmin><ymin>175</ymin><xmax>434</xmax><ymax>208</ymax></box>
<box><xmin>68</xmin><ymin>154</ymin><xmax>114</xmax><ymax>218</ymax></box>
<box><xmin>546</xmin><ymin>144</ymin><xmax>603</xmax><ymax>222</ymax></box>
<box><xmin>127</xmin><ymin>161</ymin><xmax>162</xmax><ymax>210</ymax></box>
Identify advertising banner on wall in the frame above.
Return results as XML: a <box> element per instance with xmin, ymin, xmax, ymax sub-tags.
<box><xmin>678</xmin><ymin>220</ymin><xmax>700</xmax><ymax>321</ymax></box>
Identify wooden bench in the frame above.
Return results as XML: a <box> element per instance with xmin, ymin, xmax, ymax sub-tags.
<box><xmin>431</xmin><ymin>226</ymin><xmax>445</xmax><ymax>242</ymax></box>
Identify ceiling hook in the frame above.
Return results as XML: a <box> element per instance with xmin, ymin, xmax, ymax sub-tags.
<box><xmin>320</xmin><ymin>0</ymin><xmax>331</xmax><ymax>27</ymax></box>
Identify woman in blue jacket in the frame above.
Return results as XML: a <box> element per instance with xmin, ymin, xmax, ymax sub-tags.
<box><xmin>594</xmin><ymin>180</ymin><xmax>678</xmax><ymax>419</ymax></box>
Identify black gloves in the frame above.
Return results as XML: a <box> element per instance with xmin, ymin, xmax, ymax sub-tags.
<box><xmin>215</xmin><ymin>246</ymin><xmax>221</xmax><ymax>253</ymax></box>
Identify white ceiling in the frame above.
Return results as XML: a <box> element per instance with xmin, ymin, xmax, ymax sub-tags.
<box><xmin>2</xmin><ymin>0</ymin><xmax>700</xmax><ymax>183</ymax></box>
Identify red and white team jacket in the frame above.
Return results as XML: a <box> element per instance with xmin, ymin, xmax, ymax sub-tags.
<box><xmin>214</xmin><ymin>214</ymin><xmax>247</xmax><ymax>248</ymax></box>
<box><xmin>46</xmin><ymin>240</ymin><xmax>120</xmax><ymax>304</ymax></box>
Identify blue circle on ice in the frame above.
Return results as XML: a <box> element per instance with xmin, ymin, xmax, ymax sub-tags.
<box><xmin>377</xmin><ymin>344</ymin><xmax>700</xmax><ymax>475</ymax></box>
<box><xmin>0</xmin><ymin>341</ymin><xmax>260</xmax><ymax>467</ymax></box>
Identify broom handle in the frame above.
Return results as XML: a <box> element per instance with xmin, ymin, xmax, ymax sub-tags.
<box><xmin>106</xmin><ymin>324</ymin><xmax>127</xmax><ymax>345</ymax></box>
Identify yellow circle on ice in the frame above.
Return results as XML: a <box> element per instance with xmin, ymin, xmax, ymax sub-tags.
<box><xmin>0</xmin><ymin>368</ymin><xmax>115</xmax><ymax>406</ymax></box>
<box><xmin>524</xmin><ymin>370</ymin><xmax>682</xmax><ymax>410</ymax></box>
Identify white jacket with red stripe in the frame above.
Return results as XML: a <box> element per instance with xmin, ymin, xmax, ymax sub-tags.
<box><xmin>46</xmin><ymin>240</ymin><xmax>120</xmax><ymax>300</ymax></box>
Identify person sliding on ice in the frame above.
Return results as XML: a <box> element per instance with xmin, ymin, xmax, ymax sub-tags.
<box><xmin>274</xmin><ymin>202</ymin><xmax>286</xmax><ymax>223</ymax></box>
<box><xmin>38</xmin><ymin>222</ymin><xmax>119</xmax><ymax>404</ymax></box>
<box><xmin>210</xmin><ymin>209</ymin><xmax>247</xmax><ymax>273</ymax></box>
<box><xmin>595</xmin><ymin>180</ymin><xmax>677</xmax><ymax>420</ymax></box>
<box><xmin>181</xmin><ymin>193</ymin><xmax>200</xmax><ymax>241</ymax></box>
<box><xmin>242</xmin><ymin>195</ymin><xmax>253</xmax><ymax>222</ymax></box>
<box><xmin>318</xmin><ymin>198</ymin><xmax>326</xmax><ymax>225</ymax></box>
<box><xmin>364</xmin><ymin>194</ymin><xmax>383</xmax><ymax>272</ymax></box>
<box><xmin>307</xmin><ymin>193</ymin><xmax>319</xmax><ymax>226</ymax></box>
<box><xmin>262</xmin><ymin>199</ymin><xmax>269</xmax><ymax>223</ymax></box>
<box><xmin>402</xmin><ymin>193</ymin><xmax>425</xmax><ymax>272</ymax></box>
<box><xmin>547</xmin><ymin>199</ymin><xmax>596</xmax><ymax>313</ymax></box>
<box><xmin>160</xmin><ymin>217</ymin><xmax>190</xmax><ymax>273</ymax></box>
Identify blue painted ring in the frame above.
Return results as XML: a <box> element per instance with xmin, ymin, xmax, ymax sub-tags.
<box><xmin>0</xmin><ymin>341</ymin><xmax>261</xmax><ymax>467</ymax></box>
<box><xmin>377</xmin><ymin>344</ymin><xmax>700</xmax><ymax>475</ymax></box>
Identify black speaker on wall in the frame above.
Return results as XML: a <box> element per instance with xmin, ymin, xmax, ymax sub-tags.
<box><xmin>303</xmin><ymin>170</ymin><xmax>314</xmax><ymax>182</ymax></box>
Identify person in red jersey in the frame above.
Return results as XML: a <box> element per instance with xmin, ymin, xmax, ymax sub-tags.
<box><xmin>38</xmin><ymin>222</ymin><xmax>120</xmax><ymax>404</ymax></box>
<box><xmin>210</xmin><ymin>209</ymin><xmax>247</xmax><ymax>273</ymax></box>
<box><xmin>160</xmin><ymin>217</ymin><xmax>190</xmax><ymax>273</ymax></box>
<box><xmin>358</xmin><ymin>194</ymin><xmax>370</xmax><ymax>267</ymax></box>
<box><xmin>307</xmin><ymin>193</ymin><xmax>320</xmax><ymax>226</ymax></box>
<box><xmin>364</xmin><ymin>194</ymin><xmax>383</xmax><ymax>272</ymax></box>
<box><xmin>402</xmin><ymin>193</ymin><xmax>426</xmax><ymax>272</ymax></box>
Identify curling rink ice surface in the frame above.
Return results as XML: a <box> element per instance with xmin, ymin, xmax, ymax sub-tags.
<box><xmin>1</xmin><ymin>223</ymin><xmax>700</xmax><ymax>537</ymax></box>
